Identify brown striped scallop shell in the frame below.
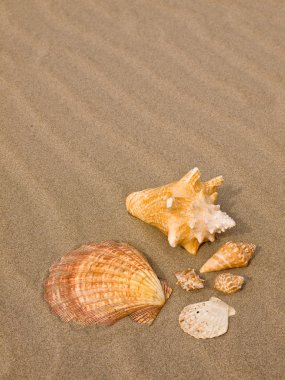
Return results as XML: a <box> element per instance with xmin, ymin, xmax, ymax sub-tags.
<box><xmin>44</xmin><ymin>241</ymin><xmax>172</xmax><ymax>326</ymax></box>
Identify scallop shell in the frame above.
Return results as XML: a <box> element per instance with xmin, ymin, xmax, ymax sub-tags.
<box><xmin>214</xmin><ymin>273</ymin><xmax>245</xmax><ymax>294</ymax></box>
<box><xmin>200</xmin><ymin>242</ymin><xmax>256</xmax><ymax>273</ymax></box>
<box><xmin>126</xmin><ymin>168</ymin><xmax>235</xmax><ymax>255</ymax></box>
<box><xmin>179</xmin><ymin>297</ymin><xmax>235</xmax><ymax>339</ymax></box>
<box><xmin>44</xmin><ymin>241</ymin><xmax>172</xmax><ymax>326</ymax></box>
<box><xmin>175</xmin><ymin>268</ymin><xmax>205</xmax><ymax>291</ymax></box>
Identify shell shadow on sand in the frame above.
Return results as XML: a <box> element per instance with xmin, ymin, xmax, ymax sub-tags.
<box><xmin>218</xmin><ymin>185</ymin><xmax>251</xmax><ymax>236</ymax></box>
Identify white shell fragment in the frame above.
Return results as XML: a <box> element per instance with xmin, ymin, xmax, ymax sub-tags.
<box><xmin>179</xmin><ymin>297</ymin><xmax>235</xmax><ymax>339</ymax></box>
<box><xmin>175</xmin><ymin>268</ymin><xmax>205</xmax><ymax>291</ymax></box>
<box><xmin>209</xmin><ymin>297</ymin><xmax>236</xmax><ymax>316</ymax></box>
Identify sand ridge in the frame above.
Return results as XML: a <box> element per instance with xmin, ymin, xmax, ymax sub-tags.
<box><xmin>0</xmin><ymin>1</ymin><xmax>284</xmax><ymax>379</ymax></box>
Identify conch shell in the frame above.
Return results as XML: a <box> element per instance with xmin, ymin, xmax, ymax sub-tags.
<box><xmin>126</xmin><ymin>168</ymin><xmax>235</xmax><ymax>255</ymax></box>
<box><xmin>44</xmin><ymin>241</ymin><xmax>172</xmax><ymax>326</ymax></box>
<box><xmin>214</xmin><ymin>273</ymin><xmax>245</xmax><ymax>294</ymax></box>
<box><xmin>200</xmin><ymin>242</ymin><xmax>256</xmax><ymax>273</ymax></box>
<box><xmin>175</xmin><ymin>268</ymin><xmax>205</xmax><ymax>291</ymax></box>
<box><xmin>179</xmin><ymin>297</ymin><xmax>236</xmax><ymax>339</ymax></box>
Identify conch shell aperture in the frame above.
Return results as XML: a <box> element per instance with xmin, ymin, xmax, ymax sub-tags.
<box><xmin>200</xmin><ymin>242</ymin><xmax>256</xmax><ymax>273</ymax></box>
<box><xmin>44</xmin><ymin>241</ymin><xmax>172</xmax><ymax>326</ymax></box>
<box><xmin>126</xmin><ymin>168</ymin><xmax>235</xmax><ymax>255</ymax></box>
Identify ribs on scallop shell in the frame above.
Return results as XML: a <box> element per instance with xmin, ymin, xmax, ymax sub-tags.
<box><xmin>200</xmin><ymin>242</ymin><xmax>256</xmax><ymax>273</ymax></box>
<box><xmin>44</xmin><ymin>241</ymin><xmax>172</xmax><ymax>326</ymax></box>
<box><xmin>126</xmin><ymin>168</ymin><xmax>235</xmax><ymax>255</ymax></box>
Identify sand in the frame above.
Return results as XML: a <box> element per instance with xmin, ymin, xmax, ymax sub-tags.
<box><xmin>0</xmin><ymin>1</ymin><xmax>284</xmax><ymax>379</ymax></box>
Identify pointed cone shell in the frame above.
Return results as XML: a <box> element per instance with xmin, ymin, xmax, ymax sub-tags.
<box><xmin>200</xmin><ymin>242</ymin><xmax>256</xmax><ymax>273</ymax></box>
<box><xmin>175</xmin><ymin>268</ymin><xmax>205</xmax><ymax>291</ymax></box>
<box><xmin>44</xmin><ymin>241</ymin><xmax>172</xmax><ymax>326</ymax></box>
<box><xmin>214</xmin><ymin>273</ymin><xmax>245</xmax><ymax>294</ymax></box>
<box><xmin>126</xmin><ymin>168</ymin><xmax>235</xmax><ymax>255</ymax></box>
<box><xmin>179</xmin><ymin>297</ymin><xmax>235</xmax><ymax>339</ymax></box>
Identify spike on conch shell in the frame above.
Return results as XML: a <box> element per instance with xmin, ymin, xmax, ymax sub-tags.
<box><xmin>214</xmin><ymin>273</ymin><xmax>245</xmax><ymax>294</ymax></box>
<box><xmin>175</xmin><ymin>268</ymin><xmax>205</xmax><ymax>291</ymax></box>
<box><xmin>126</xmin><ymin>168</ymin><xmax>235</xmax><ymax>255</ymax></box>
<box><xmin>44</xmin><ymin>241</ymin><xmax>172</xmax><ymax>326</ymax></box>
<box><xmin>200</xmin><ymin>242</ymin><xmax>256</xmax><ymax>273</ymax></box>
<box><xmin>179</xmin><ymin>297</ymin><xmax>235</xmax><ymax>339</ymax></box>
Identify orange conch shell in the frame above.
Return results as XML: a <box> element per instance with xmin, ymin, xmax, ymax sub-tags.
<box><xmin>175</xmin><ymin>268</ymin><xmax>205</xmax><ymax>291</ymax></box>
<box><xmin>44</xmin><ymin>241</ymin><xmax>172</xmax><ymax>326</ymax></box>
<box><xmin>214</xmin><ymin>273</ymin><xmax>245</xmax><ymax>294</ymax></box>
<box><xmin>200</xmin><ymin>242</ymin><xmax>256</xmax><ymax>273</ymax></box>
<box><xmin>126</xmin><ymin>168</ymin><xmax>235</xmax><ymax>255</ymax></box>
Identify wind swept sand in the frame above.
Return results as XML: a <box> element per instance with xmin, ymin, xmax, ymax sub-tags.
<box><xmin>0</xmin><ymin>1</ymin><xmax>284</xmax><ymax>379</ymax></box>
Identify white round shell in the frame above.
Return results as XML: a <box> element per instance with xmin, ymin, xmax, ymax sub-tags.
<box><xmin>179</xmin><ymin>298</ymin><xmax>235</xmax><ymax>339</ymax></box>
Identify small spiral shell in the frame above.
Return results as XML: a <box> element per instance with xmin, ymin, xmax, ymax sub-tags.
<box><xmin>175</xmin><ymin>268</ymin><xmax>204</xmax><ymax>291</ymax></box>
<box><xmin>214</xmin><ymin>273</ymin><xmax>245</xmax><ymax>294</ymax></box>
<box><xmin>200</xmin><ymin>242</ymin><xmax>256</xmax><ymax>273</ymax></box>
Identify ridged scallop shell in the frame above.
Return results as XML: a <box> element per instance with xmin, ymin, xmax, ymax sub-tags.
<box><xmin>214</xmin><ymin>273</ymin><xmax>245</xmax><ymax>294</ymax></box>
<box><xmin>200</xmin><ymin>242</ymin><xmax>256</xmax><ymax>273</ymax></box>
<box><xmin>126</xmin><ymin>168</ymin><xmax>235</xmax><ymax>255</ymax></box>
<box><xmin>179</xmin><ymin>297</ymin><xmax>236</xmax><ymax>339</ymax></box>
<box><xmin>175</xmin><ymin>268</ymin><xmax>205</xmax><ymax>291</ymax></box>
<box><xmin>44</xmin><ymin>241</ymin><xmax>172</xmax><ymax>326</ymax></box>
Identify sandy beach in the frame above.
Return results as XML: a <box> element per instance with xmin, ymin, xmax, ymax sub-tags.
<box><xmin>0</xmin><ymin>1</ymin><xmax>284</xmax><ymax>379</ymax></box>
